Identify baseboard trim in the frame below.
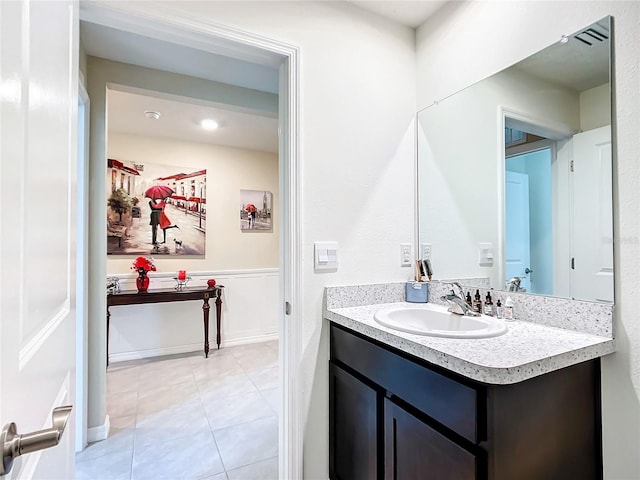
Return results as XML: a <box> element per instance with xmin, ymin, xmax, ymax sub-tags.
<box><xmin>109</xmin><ymin>343</ymin><xmax>203</xmax><ymax>363</ymax></box>
<box><xmin>87</xmin><ymin>415</ymin><xmax>110</xmax><ymax>443</ymax></box>
<box><xmin>221</xmin><ymin>332</ymin><xmax>279</xmax><ymax>348</ymax></box>
<box><xmin>109</xmin><ymin>333</ymin><xmax>279</xmax><ymax>363</ymax></box>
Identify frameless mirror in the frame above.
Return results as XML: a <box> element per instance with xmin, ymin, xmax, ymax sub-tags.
<box><xmin>417</xmin><ymin>17</ymin><xmax>613</xmax><ymax>303</ymax></box>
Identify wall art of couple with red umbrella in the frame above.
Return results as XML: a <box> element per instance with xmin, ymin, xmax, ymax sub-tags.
<box><xmin>145</xmin><ymin>185</ymin><xmax>180</xmax><ymax>246</ymax></box>
<box><xmin>106</xmin><ymin>157</ymin><xmax>207</xmax><ymax>256</ymax></box>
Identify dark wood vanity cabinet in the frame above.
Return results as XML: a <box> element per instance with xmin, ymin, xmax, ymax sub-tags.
<box><xmin>329</xmin><ymin>363</ymin><xmax>380</xmax><ymax>479</ymax></box>
<box><xmin>329</xmin><ymin>324</ymin><xmax>602</xmax><ymax>480</ymax></box>
<box><xmin>384</xmin><ymin>397</ymin><xmax>478</xmax><ymax>480</ymax></box>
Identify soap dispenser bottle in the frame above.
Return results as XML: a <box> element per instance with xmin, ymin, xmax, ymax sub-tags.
<box><xmin>465</xmin><ymin>291</ymin><xmax>473</xmax><ymax>308</ymax></box>
<box><xmin>473</xmin><ymin>290</ymin><xmax>482</xmax><ymax>313</ymax></box>
<box><xmin>483</xmin><ymin>292</ymin><xmax>494</xmax><ymax>316</ymax></box>
<box><xmin>503</xmin><ymin>297</ymin><xmax>514</xmax><ymax>321</ymax></box>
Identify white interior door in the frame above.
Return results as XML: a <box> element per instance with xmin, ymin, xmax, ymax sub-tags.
<box><xmin>505</xmin><ymin>170</ymin><xmax>531</xmax><ymax>292</ymax></box>
<box><xmin>570</xmin><ymin>126</ymin><xmax>613</xmax><ymax>302</ymax></box>
<box><xmin>1</xmin><ymin>1</ymin><xmax>78</xmax><ymax>478</ymax></box>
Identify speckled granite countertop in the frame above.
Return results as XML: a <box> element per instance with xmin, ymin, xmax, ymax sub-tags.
<box><xmin>325</xmin><ymin>302</ymin><xmax>615</xmax><ymax>385</ymax></box>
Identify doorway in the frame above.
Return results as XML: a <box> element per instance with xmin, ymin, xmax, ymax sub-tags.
<box><xmin>505</xmin><ymin>145</ymin><xmax>553</xmax><ymax>295</ymax></box>
<box><xmin>77</xmin><ymin>4</ymin><xmax>301</xmax><ymax>478</ymax></box>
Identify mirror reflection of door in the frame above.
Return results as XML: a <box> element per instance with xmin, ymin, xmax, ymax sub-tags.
<box><xmin>571</xmin><ymin>126</ymin><xmax>613</xmax><ymax>302</ymax></box>
<box><xmin>505</xmin><ymin>142</ymin><xmax>553</xmax><ymax>295</ymax></box>
<box><xmin>505</xmin><ymin>170</ymin><xmax>531</xmax><ymax>292</ymax></box>
<box><xmin>504</xmin><ymin>123</ymin><xmax>613</xmax><ymax>302</ymax></box>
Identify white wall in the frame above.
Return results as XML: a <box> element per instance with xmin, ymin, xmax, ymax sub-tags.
<box><xmin>581</xmin><ymin>83</ymin><xmax>611</xmax><ymax>131</ymax></box>
<box><xmin>417</xmin><ymin>3</ymin><xmax>640</xmax><ymax>478</ymax></box>
<box><xmin>107</xmin><ymin>132</ymin><xmax>279</xmax><ymax>271</ymax></box>
<box><xmin>89</xmin><ymin>3</ymin><xmax>417</xmax><ymax>478</ymax></box>
<box><xmin>108</xmin><ymin>270</ymin><xmax>279</xmax><ymax>361</ymax></box>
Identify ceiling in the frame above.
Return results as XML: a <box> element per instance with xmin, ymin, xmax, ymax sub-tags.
<box><xmin>107</xmin><ymin>90</ymin><xmax>279</xmax><ymax>153</ymax></box>
<box><xmin>84</xmin><ymin>2</ymin><xmax>607</xmax><ymax>153</ymax></box>
<box><xmin>349</xmin><ymin>0</ymin><xmax>449</xmax><ymax>28</ymax></box>
<box><xmin>512</xmin><ymin>18</ymin><xmax>610</xmax><ymax>92</ymax></box>
<box><xmin>82</xmin><ymin>2</ymin><xmax>447</xmax><ymax>152</ymax></box>
<box><xmin>81</xmin><ymin>20</ymin><xmax>279</xmax><ymax>153</ymax></box>
<box><xmin>80</xmin><ymin>22</ymin><xmax>279</xmax><ymax>95</ymax></box>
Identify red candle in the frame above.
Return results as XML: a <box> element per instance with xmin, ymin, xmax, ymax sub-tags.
<box><xmin>178</xmin><ymin>270</ymin><xmax>186</xmax><ymax>281</ymax></box>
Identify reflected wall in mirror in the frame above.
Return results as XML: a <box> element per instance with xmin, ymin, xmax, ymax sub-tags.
<box><xmin>417</xmin><ymin>17</ymin><xmax>613</xmax><ymax>303</ymax></box>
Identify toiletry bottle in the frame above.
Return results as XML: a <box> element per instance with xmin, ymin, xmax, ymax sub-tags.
<box><xmin>473</xmin><ymin>290</ymin><xmax>482</xmax><ymax>313</ymax></box>
<box><xmin>484</xmin><ymin>292</ymin><xmax>494</xmax><ymax>316</ymax></box>
<box><xmin>465</xmin><ymin>291</ymin><xmax>473</xmax><ymax>308</ymax></box>
<box><xmin>503</xmin><ymin>297</ymin><xmax>514</xmax><ymax>321</ymax></box>
<box><xmin>495</xmin><ymin>299</ymin><xmax>503</xmax><ymax>319</ymax></box>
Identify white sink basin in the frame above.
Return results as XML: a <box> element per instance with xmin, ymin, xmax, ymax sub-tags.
<box><xmin>374</xmin><ymin>304</ymin><xmax>508</xmax><ymax>339</ymax></box>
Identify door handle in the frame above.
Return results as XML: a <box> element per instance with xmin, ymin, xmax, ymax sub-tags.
<box><xmin>525</xmin><ymin>268</ymin><xmax>533</xmax><ymax>274</ymax></box>
<box><xmin>1</xmin><ymin>405</ymin><xmax>72</xmax><ymax>476</ymax></box>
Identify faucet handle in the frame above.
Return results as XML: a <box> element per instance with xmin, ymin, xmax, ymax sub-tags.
<box><xmin>445</xmin><ymin>282</ymin><xmax>464</xmax><ymax>297</ymax></box>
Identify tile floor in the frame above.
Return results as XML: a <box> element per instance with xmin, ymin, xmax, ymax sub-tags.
<box><xmin>76</xmin><ymin>341</ymin><xmax>279</xmax><ymax>480</ymax></box>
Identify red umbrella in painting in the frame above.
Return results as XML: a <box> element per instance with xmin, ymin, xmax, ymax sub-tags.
<box><xmin>144</xmin><ymin>185</ymin><xmax>174</xmax><ymax>200</ymax></box>
<box><xmin>245</xmin><ymin>203</ymin><xmax>257</xmax><ymax>212</ymax></box>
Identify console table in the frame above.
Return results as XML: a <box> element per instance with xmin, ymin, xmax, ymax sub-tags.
<box><xmin>106</xmin><ymin>286</ymin><xmax>224</xmax><ymax>366</ymax></box>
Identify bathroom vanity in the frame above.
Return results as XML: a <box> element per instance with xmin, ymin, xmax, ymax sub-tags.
<box><xmin>325</xmin><ymin>284</ymin><xmax>614</xmax><ymax>480</ymax></box>
<box><xmin>330</xmin><ymin>323</ymin><xmax>600</xmax><ymax>480</ymax></box>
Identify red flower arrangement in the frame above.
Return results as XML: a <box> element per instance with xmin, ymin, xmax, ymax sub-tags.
<box><xmin>131</xmin><ymin>256</ymin><xmax>156</xmax><ymax>275</ymax></box>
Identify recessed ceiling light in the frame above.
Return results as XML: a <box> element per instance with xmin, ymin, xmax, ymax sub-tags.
<box><xmin>200</xmin><ymin>119</ymin><xmax>219</xmax><ymax>131</ymax></box>
<box><xmin>560</xmin><ymin>35</ymin><xmax>569</xmax><ymax>44</ymax></box>
<box><xmin>144</xmin><ymin>110</ymin><xmax>161</xmax><ymax>120</ymax></box>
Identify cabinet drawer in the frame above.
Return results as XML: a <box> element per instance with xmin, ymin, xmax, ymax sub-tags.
<box><xmin>331</xmin><ymin>324</ymin><xmax>482</xmax><ymax>443</ymax></box>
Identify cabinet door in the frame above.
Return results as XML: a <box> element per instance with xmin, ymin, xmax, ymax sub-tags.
<box><xmin>330</xmin><ymin>362</ymin><xmax>380</xmax><ymax>480</ymax></box>
<box><xmin>385</xmin><ymin>398</ymin><xmax>477</xmax><ymax>480</ymax></box>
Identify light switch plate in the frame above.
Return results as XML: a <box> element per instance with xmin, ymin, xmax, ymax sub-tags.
<box><xmin>478</xmin><ymin>242</ymin><xmax>494</xmax><ymax>265</ymax></box>
<box><xmin>400</xmin><ymin>243</ymin><xmax>413</xmax><ymax>267</ymax></box>
<box><xmin>315</xmin><ymin>242</ymin><xmax>339</xmax><ymax>271</ymax></box>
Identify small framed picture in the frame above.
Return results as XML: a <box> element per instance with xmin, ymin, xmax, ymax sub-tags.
<box><xmin>240</xmin><ymin>189</ymin><xmax>273</xmax><ymax>231</ymax></box>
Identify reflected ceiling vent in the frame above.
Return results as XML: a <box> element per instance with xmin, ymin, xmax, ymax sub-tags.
<box><xmin>574</xmin><ymin>26</ymin><xmax>608</xmax><ymax>46</ymax></box>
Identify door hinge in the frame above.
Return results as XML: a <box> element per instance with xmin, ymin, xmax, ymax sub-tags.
<box><xmin>570</xmin><ymin>160</ymin><xmax>574</xmax><ymax>172</ymax></box>
<box><xmin>285</xmin><ymin>301</ymin><xmax>291</xmax><ymax>315</ymax></box>
<box><xmin>571</xmin><ymin>257</ymin><xmax>575</xmax><ymax>269</ymax></box>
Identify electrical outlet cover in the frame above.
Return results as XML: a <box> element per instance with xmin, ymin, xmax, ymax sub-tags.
<box><xmin>421</xmin><ymin>243</ymin><xmax>432</xmax><ymax>260</ymax></box>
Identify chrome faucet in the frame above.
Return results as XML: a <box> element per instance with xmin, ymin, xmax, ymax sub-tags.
<box><xmin>505</xmin><ymin>277</ymin><xmax>526</xmax><ymax>292</ymax></box>
<box><xmin>441</xmin><ymin>282</ymin><xmax>480</xmax><ymax>316</ymax></box>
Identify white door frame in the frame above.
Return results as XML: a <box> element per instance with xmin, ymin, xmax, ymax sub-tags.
<box><xmin>79</xmin><ymin>3</ymin><xmax>302</xmax><ymax>477</ymax></box>
<box><xmin>76</xmin><ymin>80</ymin><xmax>91</xmax><ymax>452</ymax></box>
<box><xmin>498</xmin><ymin>106</ymin><xmax>574</xmax><ymax>289</ymax></box>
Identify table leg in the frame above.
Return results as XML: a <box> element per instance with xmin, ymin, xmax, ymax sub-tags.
<box><xmin>203</xmin><ymin>293</ymin><xmax>210</xmax><ymax>358</ymax></box>
<box><xmin>216</xmin><ymin>288</ymin><xmax>222</xmax><ymax>349</ymax></box>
